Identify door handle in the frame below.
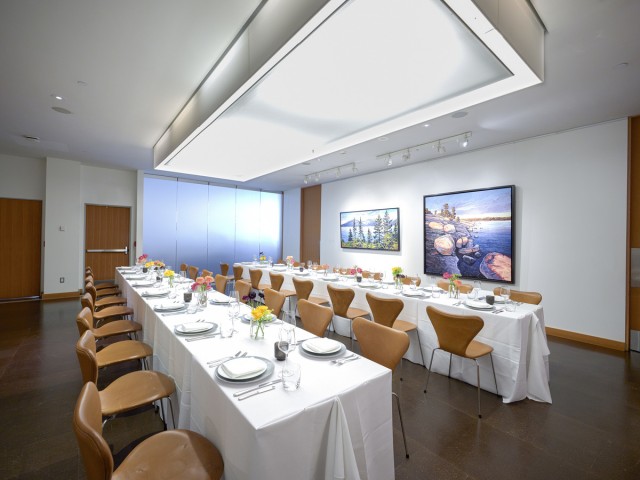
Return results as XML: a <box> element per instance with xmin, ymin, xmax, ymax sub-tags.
<box><xmin>86</xmin><ymin>248</ymin><xmax>128</xmax><ymax>253</ymax></box>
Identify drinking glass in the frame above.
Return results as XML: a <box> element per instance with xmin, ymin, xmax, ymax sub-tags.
<box><xmin>278</xmin><ymin>324</ymin><xmax>297</xmax><ymax>376</ymax></box>
<box><xmin>499</xmin><ymin>286</ymin><xmax>511</xmax><ymax>302</ymax></box>
<box><xmin>281</xmin><ymin>361</ymin><xmax>301</xmax><ymax>391</ymax></box>
<box><xmin>220</xmin><ymin>304</ymin><xmax>235</xmax><ymax>338</ymax></box>
<box><xmin>379</xmin><ymin>271</ymin><xmax>385</xmax><ymax>288</ymax></box>
<box><xmin>228</xmin><ymin>290</ymin><xmax>240</xmax><ymax>333</ymax></box>
<box><xmin>410</xmin><ymin>274</ymin><xmax>418</xmax><ymax>290</ymax></box>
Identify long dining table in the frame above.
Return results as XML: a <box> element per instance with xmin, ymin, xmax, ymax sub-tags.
<box><xmin>238</xmin><ymin>263</ymin><xmax>552</xmax><ymax>404</ymax></box>
<box><xmin>116</xmin><ymin>268</ymin><xmax>394</xmax><ymax>480</ymax></box>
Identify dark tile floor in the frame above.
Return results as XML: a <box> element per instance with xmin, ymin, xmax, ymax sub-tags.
<box><xmin>1</xmin><ymin>299</ymin><xmax>640</xmax><ymax>479</ymax></box>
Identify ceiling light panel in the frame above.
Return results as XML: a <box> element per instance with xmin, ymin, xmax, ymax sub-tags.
<box><xmin>159</xmin><ymin>0</ymin><xmax>541</xmax><ymax>181</ymax></box>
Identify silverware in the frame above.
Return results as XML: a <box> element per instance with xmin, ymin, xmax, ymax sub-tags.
<box><xmin>184</xmin><ymin>332</ymin><xmax>221</xmax><ymax>342</ymax></box>
<box><xmin>208</xmin><ymin>352</ymin><xmax>247</xmax><ymax>367</ymax></box>
<box><xmin>335</xmin><ymin>356</ymin><xmax>360</xmax><ymax>366</ymax></box>
<box><xmin>331</xmin><ymin>354</ymin><xmax>357</xmax><ymax>365</ymax></box>
<box><xmin>237</xmin><ymin>385</ymin><xmax>276</xmax><ymax>401</ymax></box>
<box><xmin>207</xmin><ymin>350</ymin><xmax>241</xmax><ymax>365</ymax></box>
<box><xmin>233</xmin><ymin>379</ymin><xmax>283</xmax><ymax>397</ymax></box>
<box><xmin>493</xmin><ymin>308</ymin><xmax>505</xmax><ymax>314</ymax></box>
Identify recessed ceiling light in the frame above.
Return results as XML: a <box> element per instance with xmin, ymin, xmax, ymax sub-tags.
<box><xmin>451</xmin><ymin>111</ymin><xmax>468</xmax><ymax>118</ymax></box>
<box><xmin>52</xmin><ymin>107</ymin><xmax>72</xmax><ymax>114</ymax></box>
<box><xmin>51</xmin><ymin>94</ymin><xmax>63</xmax><ymax>101</ymax></box>
<box><xmin>423</xmin><ymin>123</ymin><xmax>430</xmax><ymax>127</ymax></box>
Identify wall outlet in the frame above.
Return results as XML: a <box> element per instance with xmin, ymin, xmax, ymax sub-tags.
<box><xmin>59</xmin><ymin>277</ymin><xmax>65</xmax><ymax>283</ymax></box>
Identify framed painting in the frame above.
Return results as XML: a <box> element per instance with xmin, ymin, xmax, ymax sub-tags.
<box><xmin>423</xmin><ymin>185</ymin><xmax>514</xmax><ymax>283</ymax></box>
<box><xmin>340</xmin><ymin>207</ymin><xmax>400</xmax><ymax>251</ymax></box>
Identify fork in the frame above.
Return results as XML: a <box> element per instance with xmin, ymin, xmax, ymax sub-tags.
<box><xmin>208</xmin><ymin>351</ymin><xmax>246</xmax><ymax>367</ymax></box>
<box><xmin>334</xmin><ymin>355</ymin><xmax>360</xmax><ymax>366</ymax></box>
<box><xmin>331</xmin><ymin>354</ymin><xmax>357</xmax><ymax>365</ymax></box>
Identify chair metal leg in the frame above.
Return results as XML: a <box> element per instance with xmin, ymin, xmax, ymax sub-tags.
<box><xmin>489</xmin><ymin>353</ymin><xmax>500</xmax><ymax>397</ymax></box>
<box><xmin>392</xmin><ymin>392</ymin><xmax>409</xmax><ymax>458</ymax></box>
<box><xmin>158</xmin><ymin>399</ymin><xmax>167</xmax><ymax>430</ymax></box>
<box><xmin>475</xmin><ymin>359</ymin><xmax>482</xmax><ymax>418</ymax></box>
<box><xmin>166</xmin><ymin>396</ymin><xmax>176</xmax><ymax>429</ymax></box>
<box><xmin>349</xmin><ymin>320</ymin><xmax>354</xmax><ymax>351</ymax></box>
<box><xmin>448</xmin><ymin>352</ymin><xmax>452</xmax><ymax>378</ymax></box>
<box><xmin>415</xmin><ymin>329</ymin><xmax>425</xmax><ymax>367</ymax></box>
<box><xmin>424</xmin><ymin>348</ymin><xmax>440</xmax><ymax>393</ymax></box>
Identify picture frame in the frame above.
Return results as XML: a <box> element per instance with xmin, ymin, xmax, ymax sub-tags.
<box><xmin>423</xmin><ymin>185</ymin><xmax>514</xmax><ymax>283</ymax></box>
<box><xmin>340</xmin><ymin>207</ymin><xmax>400</xmax><ymax>251</ymax></box>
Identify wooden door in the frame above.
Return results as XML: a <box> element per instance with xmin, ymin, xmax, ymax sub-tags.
<box><xmin>0</xmin><ymin>198</ymin><xmax>42</xmax><ymax>299</ymax></box>
<box><xmin>300</xmin><ymin>185</ymin><xmax>321</xmax><ymax>264</ymax></box>
<box><xmin>85</xmin><ymin>205</ymin><xmax>130</xmax><ymax>281</ymax></box>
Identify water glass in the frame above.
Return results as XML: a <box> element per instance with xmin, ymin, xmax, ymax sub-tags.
<box><xmin>281</xmin><ymin>361</ymin><xmax>301</xmax><ymax>391</ymax></box>
<box><xmin>505</xmin><ymin>300</ymin><xmax>517</xmax><ymax>312</ymax></box>
<box><xmin>499</xmin><ymin>286</ymin><xmax>511</xmax><ymax>302</ymax></box>
<box><xmin>220</xmin><ymin>308</ymin><xmax>235</xmax><ymax>338</ymax></box>
<box><xmin>410</xmin><ymin>275</ymin><xmax>418</xmax><ymax>290</ymax></box>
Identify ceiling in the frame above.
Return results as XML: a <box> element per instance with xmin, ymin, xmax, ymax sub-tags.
<box><xmin>1</xmin><ymin>0</ymin><xmax>638</xmax><ymax>192</ymax></box>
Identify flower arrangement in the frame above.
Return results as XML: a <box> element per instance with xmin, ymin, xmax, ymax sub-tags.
<box><xmin>258</xmin><ymin>251</ymin><xmax>267</xmax><ymax>263</ymax></box>
<box><xmin>349</xmin><ymin>266</ymin><xmax>363</xmax><ymax>276</ymax></box>
<box><xmin>191</xmin><ymin>275</ymin><xmax>214</xmax><ymax>292</ymax></box>
<box><xmin>164</xmin><ymin>269</ymin><xmax>175</xmax><ymax>287</ymax></box>
<box><xmin>144</xmin><ymin>259</ymin><xmax>165</xmax><ymax>269</ymax></box>
<box><xmin>391</xmin><ymin>266</ymin><xmax>403</xmax><ymax>278</ymax></box>
<box><xmin>443</xmin><ymin>272</ymin><xmax>462</xmax><ymax>298</ymax></box>
<box><xmin>249</xmin><ymin>304</ymin><xmax>272</xmax><ymax>339</ymax></box>
<box><xmin>242</xmin><ymin>291</ymin><xmax>264</xmax><ymax>307</ymax></box>
<box><xmin>137</xmin><ymin>253</ymin><xmax>148</xmax><ymax>264</ymax></box>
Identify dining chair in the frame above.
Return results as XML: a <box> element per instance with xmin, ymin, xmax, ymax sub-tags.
<box><xmin>188</xmin><ymin>265</ymin><xmax>199</xmax><ymax>281</ymax></box>
<box><xmin>424</xmin><ymin>306</ymin><xmax>499</xmax><ymax>418</ymax></box>
<box><xmin>76</xmin><ymin>307</ymin><xmax>141</xmax><ymax>342</ymax></box>
<box><xmin>326</xmin><ymin>284</ymin><xmax>370</xmax><ymax>349</ymax></box>
<box><xmin>85</xmin><ymin>268</ymin><xmax>119</xmax><ymax>290</ymax></box>
<box><xmin>437</xmin><ymin>279</ymin><xmax>473</xmax><ymax>294</ymax></box>
<box><xmin>292</xmin><ymin>277</ymin><xmax>329</xmax><ymax>307</ymax></box>
<box><xmin>214</xmin><ymin>274</ymin><xmax>228</xmax><ymax>294</ymax></box>
<box><xmin>84</xmin><ymin>276</ymin><xmax>119</xmax><ymax>292</ymax></box>
<box><xmin>233</xmin><ymin>264</ymin><xmax>244</xmax><ymax>281</ymax></box>
<box><xmin>365</xmin><ymin>293</ymin><xmax>425</xmax><ymax>378</ymax></box>
<box><xmin>352</xmin><ymin>317</ymin><xmax>410</xmax><ymax>458</ymax></box>
<box><xmin>77</xmin><ymin>323</ymin><xmax>153</xmax><ymax>371</ymax></box>
<box><xmin>263</xmin><ymin>288</ymin><xmax>286</xmax><ymax>319</ymax></box>
<box><xmin>75</xmin><ymin>331</ymin><xmax>172</xmax><ymax>427</ymax></box>
<box><xmin>220</xmin><ymin>262</ymin><xmax>236</xmax><ymax>292</ymax></box>
<box><xmin>249</xmin><ymin>268</ymin><xmax>270</xmax><ymax>292</ymax></box>
<box><xmin>85</xmin><ymin>282</ymin><xmax>128</xmax><ymax>310</ymax></box>
<box><xmin>268</xmin><ymin>272</ymin><xmax>296</xmax><ymax>311</ymax></box>
<box><xmin>400</xmin><ymin>275</ymin><xmax>422</xmax><ymax>286</ymax></box>
<box><xmin>202</xmin><ymin>268</ymin><xmax>213</xmax><ymax>278</ymax></box>
<box><xmin>73</xmin><ymin>382</ymin><xmax>224</xmax><ymax>480</ymax></box>
<box><xmin>297</xmin><ymin>299</ymin><xmax>333</xmax><ymax>337</ymax></box>
<box><xmin>81</xmin><ymin>293</ymin><xmax>133</xmax><ymax>327</ymax></box>
<box><xmin>85</xmin><ymin>276</ymin><xmax>120</xmax><ymax>299</ymax></box>
<box><xmin>492</xmin><ymin>287</ymin><xmax>542</xmax><ymax>305</ymax></box>
<box><xmin>235</xmin><ymin>280</ymin><xmax>252</xmax><ymax>304</ymax></box>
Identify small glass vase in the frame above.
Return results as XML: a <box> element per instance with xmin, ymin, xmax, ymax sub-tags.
<box><xmin>250</xmin><ymin>319</ymin><xmax>265</xmax><ymax>340</ymax></box>
<box><xmin>448</xmin><ymin>284</ymin><xmax>459</xmax><ymax>299</ymax></box>
<box><xmin>168</xmin><ymin>277</ymin><xmax>174</xmax><ymax>288</ymax></box>
<box><xmin>394</xmin><ymin>276</ymin><xmax>402</xmax><ymax>290</ymax></box>
<box><xmin>197</xmin><ymin>289</ymin><xmax>208</xmax><ymax>308</ymax></box>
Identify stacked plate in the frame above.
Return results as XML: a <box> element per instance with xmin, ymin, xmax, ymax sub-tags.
<box><xmin>154</xmin><ymin>301</ymin><xmax>187</xmax><ymax>313</ymax></box>
<box><xmin>241</xmin><ymin>313</ymin><xmax>276</xmax><ymax>324</ymax></box>
<box><xmin>131</xmin><ymin>280</ymin><xmax>156</xmax><ymax>287</ymax></box>
<box><xmin>215</xmin><ymin>356</ymin><xmax>274</xmax><ymax>384</ymax></box>
<box><xmin>174</xmin><ymin>321</ymin><xmax>218</xmax><ymax>336</ymax></box>
<box><xmin>464</xmin><ymin>299</ymin><xmax>494</xmax><ymax>310</ymax></box>
<box><xmin>141</xmin><ymin>288</ymin><xmax>170</xmax><ymax>298</ymax></box>
<box><xmin>299</xmin><ymin>338</ymin><xmax>346</xmax><ymax>359</ymax></box>
<box><xmin>402</xmin><ymin>290</ymin><xmax>425</xmax><ymax>297</ymax></box>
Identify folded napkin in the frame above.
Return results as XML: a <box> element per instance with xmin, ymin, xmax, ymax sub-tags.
<box><xmin>220</xmin><ymin>357</ymin><xmax>265</xmax><ymax>379</ymax></box>
<box><xmin>142</xmin><ymin>288</ymin><xmax>168</xmax><ymax>296</ymax></box>
<box><xmin>209</xmin><ymin>291</ymin><xmax>229</xmax><ymax>303</ymax></box>
<box><xmin>305</xmin><ymin>338</ymin><xmax>340</xmax><ymax>353</ymax></box>
<box><xmin>156</xmin><ymin>301</ymin><xmax>184</xmax><ymax>310</ymax></box>
<box><xmin>465</xmin><ymin>299</ymin><xmax>491</xmax><ymax>308</ymax></box>
<box><xmin>180</xmin><ymin>322</ymin><xmax>209</xmax><ymax>332</ymax></box>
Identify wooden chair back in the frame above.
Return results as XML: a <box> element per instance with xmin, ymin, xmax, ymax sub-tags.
<box><xmin>492</xmin><ymin>287</ymin><xmax>542</xmax><ymax>305</ymax></box>
<box><xmin>269</xmin><ymin>272</ymin><xmax>285</xmax><ymax>291</ymax></box>
<box><xmin>248</xmin><ymin>269</ymin><xmax>263</xmax><ymax>289</ymax></box>
<box><xmin>236</xmin><ymin>280</ymin><xmax>252</xmax><ymax>303</ymax></box>
<box><xmin>263</xmin><ymin>288</ymin><xmax>286</xmax><ymax>318</ymax></box>
<box><xmin>365</xmin><ymin>293</ymin><xmax>404</xmax><ymax>328</ymax></box>
<box><xmin>233</xmin><ymin>265</ymin><xmax>244</xmax><ymax>281</ymax></box>
<box><xmin>292</xmin><ymin>277</ymin><xmax>313</xmax><ymax>301</ymax></box>
<box><xmin>352</xmin><ymin>317</ymin><xmax>409</xmax><ymax>371</ymax></box>
<box><xmin>188</xmin><ymin>265</ymin><xmax>199</xmax><ymax>280</ymax></box>
<box><xmin>220</xmin><ymin>263</ymin><xmax>230</xmax><ymax>276</ymax></box>
<box><xmin>214</xmin><ymin>274</ymin><xmax>228</xmax><ymax>294</ymax></box>
<box><xmin>327</xmin><ymin>284</ymin><xmax>355</xmax><ymax>318</ymax></box>
<box><xmin>76</xmin><ymin>307</ymin><xmax>94</xmax><ymax>337</ymax></box>
<box><xmin>437</xmin><ymin>280</ymin><xmax>472</xmax><ymax>294</ymax></box>
<box><xmin>75</xmin><ymin>331</ymin><xmax>99</xmax><ymax>384</ymax></box>
<box><xmin>426</xmin><ymin>306</ymin><xmax>483</xmax><ymax>358</ymax></box>
<box><xmin>298</xmin><ymin>299</ymin><xmax>333</xmax><ymax>337</ymax></box>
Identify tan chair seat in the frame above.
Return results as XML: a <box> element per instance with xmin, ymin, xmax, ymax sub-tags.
<box><xmin>392</xmin><ymin>319</ymin><xmax>416</xmax><ymax>333</ymax></box>
<box><xmin>94</xmin><ymin>287</ymin><xmax>121</xmax><ymax>299</ymax></box>
<box><xmin>96</xmin><ymin>340</ymin><xmax>153</xmax><ymax>368</ymax></box>
<box><xmin>345</xmin><ymin>307</ymin><xmax>369</xmax><ymax>320</ymax></box>
<box><xmin>100</xmin><ymin>370</ymin><xmax>175</xmax><ymax>416</ymax></box>
<box><xmin>308</xmin><ymin>295</ymin><xmax>329</xmax><ymax>305</ymax></box>
<box><xmin>93</xmin><ymin>319</ymin><xmax>142</xmax><ymax>339</ymax></box>
<box><xmin>466</xmin><ymin>340</ymin><xmax>494</xmax><ymax>358</ymax></box>
<box><xmin>94</xmin><ymin>282</ymin><xmax>118</xmax><ymax>290</ymax></box>
<box><xmin>92</xmin><ymin>305</ymin><xmax>134</xmax><ymax>322</ymax></box>
<box><xmin>95</xmin><ymin>295</ymin><xmax>128</xmax><ymax>309</ymax></box>
<box><xmin>112</xmin><ymin>428</ymin><xmax>224</xmax><ymax>480</ymax></box>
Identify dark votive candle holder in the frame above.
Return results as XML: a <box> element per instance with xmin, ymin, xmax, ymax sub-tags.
<box><xmin>486</xmin><ymin>295</ymin><xmax>495</xmax><ymax>305</ymax></box>
<box><xmin>183</xmin><ymin>292</ymin><xmax>193</xmax><ymax>303</ymax></box>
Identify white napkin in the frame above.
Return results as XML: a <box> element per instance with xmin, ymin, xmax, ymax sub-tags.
<box><xmin>305</xmin><ymin>338</ymin><xmax>340</xmax><ymax>353</ymax></box>
<box><xmin>156</xmin><ymin>301</ymin><xmax>184</xmax><ymax>310</ymax></box>
<box><xmin>325</xmin><ymin>398</ymin><xmax>361</xmax><ymax>480</ymax></box>
<box><xmin>220</xmin><ymin>358</ymin><xmax>266</xmax><ymax>379</ymax></box>
<box><xmin>180</xmin><ymin>322</ymin><xmax>208</xmax><ymax>332</ymax></box>
<box><xmin>465</xmin><ymin>299</ymin><xmax>491</xmax><ymax>308</ymax></box>
<box><xmin>209</xmin><ymin>291</ymin><xmax>229</xmax><ymax>303</ymax></box>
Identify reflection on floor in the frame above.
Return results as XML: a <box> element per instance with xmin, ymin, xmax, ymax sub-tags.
<box><xmin>1</xmin><ymin>299</ymin><xmax>639</xmax><ymax>479</ymax></box>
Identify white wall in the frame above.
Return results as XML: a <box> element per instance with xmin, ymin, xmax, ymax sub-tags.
<box><xmin>283</xmin><ymin>188</ymin><xmax>301</xmax><ymax>260</ymax></box>
<box><xmin>318</xmin><ymin>120</ymin><xmax>628</xmax><ymax>342</ymax></box>
<box><xmin>0</xmin><ymin>154</ymin><xmax>45</xmax><ymax>200</ymax></box>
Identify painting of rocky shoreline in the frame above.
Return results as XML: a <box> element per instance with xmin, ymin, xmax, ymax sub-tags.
<box><xmin>423</xmin><ymin>186</ymin><xmax>514</xmax><ymax>283</ymax></box>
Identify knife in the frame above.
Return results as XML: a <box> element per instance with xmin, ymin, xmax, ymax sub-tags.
<box><xmin>237</xmin><ymin>385</ymin><xmax>276</xmax><ymax>401</ymax></box>
<box><xmin>233</xmin><ymin>379</ymin><xmax>282</xmax><ymax>397</ymax></box>
<box><xmin>184</xmin><ymin>332</ymin><xmax>221</xmax><ymax>342</ymax></box>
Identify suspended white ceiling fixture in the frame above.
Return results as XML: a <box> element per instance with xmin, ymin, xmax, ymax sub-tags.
<box><xmin>155</xmin><ymin>0</ymin><xmax>544</xmax><ymax>182</ymax></box>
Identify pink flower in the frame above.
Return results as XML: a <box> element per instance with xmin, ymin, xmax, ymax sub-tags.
<box><xmin>196</xmin><ymin>277</ymin><xmax>205</xmax><ymax>285</ymax></box>
<box><xmin>204</xmin><ymin>275</ymin><xmax>214</xmax><ymax>285</ymax></box>
<box><xmin>443</xmin><ymin>272</ymin><xmax>452</xmax><ymax>279</ymax></box>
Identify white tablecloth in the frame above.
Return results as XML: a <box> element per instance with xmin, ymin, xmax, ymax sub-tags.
<box><xmin>116</xmin><ymin>270</ymin><xmax>394</xmax><ymax>480</ymax></box>
<box><xmin>235</xmin><ymin>264</ymin><xmax>552</xmax><ymax>404</ymax></box>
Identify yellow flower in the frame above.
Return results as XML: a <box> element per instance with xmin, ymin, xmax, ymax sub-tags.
<box><xmin>145</xmin><ymin>261</ymin><xmax>154</xmax><ymax>268</ymax></box>
<box><xmin>251</xmin><ymin>305</ymin><xmax>271</xmax><ymax>321</ymax></box>
<box><xmin>164</xmin><ymin>269</ymin><xmax>175</xmax><ymax>277</ymax></box>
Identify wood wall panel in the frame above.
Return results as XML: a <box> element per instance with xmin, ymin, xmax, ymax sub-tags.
<box><xmin>300</xmin><ymin>185</ymin><xmax>321</xmax><ymax>264</ymax></box>
<box><xmin>630</xmin><ymin>117</ymin><xmax>640</xmax><ymax>333</ymax></box>
<box><xmin>0</xmin><ymin>198</ymin><xmax>42</xmax><ymax>299</ymax></box>
<box><xmin>85</xmin><ymin>205</ymin><xmax>130</xmax><ymax>281</ymax></box>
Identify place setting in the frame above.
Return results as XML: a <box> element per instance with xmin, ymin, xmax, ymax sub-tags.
<box><xmin>140</xmin><ymin>287</ymin><xmax>170</xmax><ymax>298</ymax></box>
<box><xmin>174</xmin><ymin>318</ymin><xmax>219</xmax><ymax>336</ymax></box>
<box><xmin>298</xmin><ymin>337</ymin><xmax>347</xmax><ymax>360</ymax></box>
<box><xmin>154</xmin><ymin>299</ymin><xmax>188</xmax><ymax>314</ymax></box>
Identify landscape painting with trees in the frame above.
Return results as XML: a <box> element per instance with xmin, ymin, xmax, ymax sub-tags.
<box><xmin>340</xmin><ymin>207</ymin><xmax>400</xmax><ymax>251</ymax></box>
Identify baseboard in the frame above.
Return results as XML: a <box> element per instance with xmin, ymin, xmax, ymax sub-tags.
<box><xmin>41</xmin><ymin>290</ymin><xmax>82</xmax><ymax>301</ymax></box>
<box><xmin>546</xmin><ymin>326</ymin><xmax>626</xmax><ymax>351</ymax></box>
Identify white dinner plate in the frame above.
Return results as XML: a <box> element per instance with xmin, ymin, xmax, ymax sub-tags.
<box><xmin>299</xmin><ymin>340</ymin><xmax>347</xmax><ymax>359</ymax></box>
<box><xmin>141</xmin><ymin>289</ymin><xmax>169</xmax><ymax>298</ymax></box>
<box><xmin>294</xmin><ymin>271</ymin><xmax>310</xmax><ymax>276</ymax></box>
<box><xmin>131</xmin><ymin>281</ymin><xmax>156</xmax><ymax>287</ymax></box>
<box><xmin>301</xmin><ymin>338</ymin><xmax>342</xmax><ymax>355</ymax></box>
<box><xmin>215</xmin><ymin>357</ymin><xmax>274</xmax><ymax>384</ymax></box>
<box><xmin>154</xmin><ymin>302</ymin><xmax>187</xmax><ymax>312</ymax></box>
<box><xmin>174</xmin><ymin>321</ymin><xmax>217</xmax><ymax>335</ymax></box>
<box><xmin>402</xmin><ymin>290</ymin><xmax>425</xmax><ymax>297</ymax></box>
<box><xmin>464</xmin><ymin>299</ymin><xmax>494</xmax><ymax>310</ymax></box>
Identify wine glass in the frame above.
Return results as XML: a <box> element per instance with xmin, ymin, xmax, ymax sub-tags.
<box><xmin>499</xmin><ymin>286</ymin><xmax>510</xmax><ymax>303</ymax></box>
<box><xmin>410</xmin><ymin>274</ymin><xmax>418</xmax><ymax>290</ymax></box>
<box><xmin>278</xmin><ymin>324</ymin><xmax>297</xmax><ymax>375</ymax></box>
<box><xmin>379</xmin><ymin>271</ymin><xmax>385</xmax><ymax>287</ymax></box>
